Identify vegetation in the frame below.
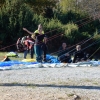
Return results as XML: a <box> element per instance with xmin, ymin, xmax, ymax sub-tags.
<box><xmin>0</xmin><ymin>0</ymin><xmax>100</xmax><ymax>57</ymax></box>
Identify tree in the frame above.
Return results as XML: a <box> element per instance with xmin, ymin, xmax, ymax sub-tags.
<box><xmin>0</xmin><ymin>0</ymin><xmax>5</xmax><ymax>7</ymax></box>
<box><xmin>0</xmin><ymin>0</ymin><xmax>34</xmax><ymax>46</ymax></box>
<box><xmin>76</xmin><ymin>0</ymin><xmax>100</xmax><ymax>20</ymax></box>
<box><xmin>24</xmin><ymin>0</ymin><xmax>59</xmax><ymax>18</ymax></box>
<box><xmin>58</xmin><ymin>0</ymin><xmax>80</xmax><ymax>13</ymax></box>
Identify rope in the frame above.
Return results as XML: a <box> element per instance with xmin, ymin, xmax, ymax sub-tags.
<box><xmin>0</xmin><ymin>43</ymin><xmax>16</xmax><ymax>51</ymax></box>
<box><xmin>0</xmin><ymin>14</ymin><xmax>99</xmax><ymax>52</ymax></box>
<box><xmin>51</xmin><ymin>33</ymin><xmax>95</xmax><ymax>55</ymax></box>
<box><xmin>49</xmin><ymin>15</ymin><xmax>99</xmax><ymax>55</ymax></box>
<box><xmin>35</xmin><ymin>33</ymin><xmax>63</xmax><ymax>45</ymax></box>
<box><xmin>32</xmin><ymin>15</ymin><xmax>95</xmax><ymax>38</ymax></box>
<box><xmin>74</xmin><ymin>16</ymin><xmax>90</xmax><ymax>23</ymax></box>
<box><xmin>58</xmin><ymin>37</ymin><xmax>100</xmax><ymax>62</ymax></box>
<box><xmin>88</xmin><ymin>46</ymin><xmax>100</xmax><ymax>59</ymax></box>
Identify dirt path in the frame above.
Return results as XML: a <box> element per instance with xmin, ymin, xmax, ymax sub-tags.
<box><xmin>0</xmin><ymin>67</ymin><xmax>100</xmax><ymax>100</ymax></box>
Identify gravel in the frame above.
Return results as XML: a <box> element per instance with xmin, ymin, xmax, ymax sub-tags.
<box><xmin>0</xmin><ymin>66</ymin><xmax>100</xmax><ymax>100</ymax></box>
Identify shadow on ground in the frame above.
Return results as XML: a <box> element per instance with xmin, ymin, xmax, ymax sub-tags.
<box><xmin>0</xmin><ymin>83</ymin><xmax>100</xmax><ymax>90</ymax></box>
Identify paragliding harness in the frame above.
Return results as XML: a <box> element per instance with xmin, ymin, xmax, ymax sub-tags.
<box><xmin>24</xmin><ymin>39</ymin><xmax>35</xmax><ymax>50</ymax></box>
<box><xmin>16</xmin><ymin>38</ymin><xmax>24</xmax><ymax>52</ymax></box>
<box><xmin>16</xmin><ymin>36</ymin><xmax>35</xmax><ymax>52</ymax></box>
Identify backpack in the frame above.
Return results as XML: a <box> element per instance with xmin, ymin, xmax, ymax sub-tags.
<box><xmin>16</xmin><ymin>38</ymin><xmax>24</xmax><ymax>52</ymax></box>
<box><xmin>21</xmin><ymin>36</ymin><xmax>27</xmax><ymax>46</ymax></box>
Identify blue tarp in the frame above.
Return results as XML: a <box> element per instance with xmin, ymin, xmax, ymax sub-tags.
<box><xmin>46</xmin><ymin>54</ymin><xmax>60</xmax><ymax>63</ymax></box>
<box><xmin>0</xmin><ymin>61</ymin><xmax>37</xmax><ymax>67</ymax></box>
<box><xmin>0</xmin><ymin>55</ymin><xmax>60</xmax><ymax>67</ymax></box>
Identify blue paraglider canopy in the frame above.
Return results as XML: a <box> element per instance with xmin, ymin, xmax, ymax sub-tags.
<box><xmin>0</xmin><ymin>54</ymin><xmax>60</xmax><ymax>70</ymax></box>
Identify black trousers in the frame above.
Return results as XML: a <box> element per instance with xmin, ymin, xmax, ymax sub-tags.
<box><xmin>41</xmin><ymin>43</ymin><xmax>47</xmax><ymax>61</ymax></box>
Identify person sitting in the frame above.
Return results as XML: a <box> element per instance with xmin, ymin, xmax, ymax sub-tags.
<box><xmin>57</xmin><ymin>42</ymin><xmax>72</xmax><ymax>63</ymax></box>
<box><xmin>73</xmin><ymin>45</ymin><xmax>89</xmax><ymax>63</ymax></box>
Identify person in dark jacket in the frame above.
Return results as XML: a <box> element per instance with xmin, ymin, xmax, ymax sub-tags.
<box><xmin>73</xmin><ymin>45</ymin><xmax>89</xmax><ymax>63</ymax></box>
<box><xmin>34</xmin><ymin>32</ymin><xmax>47</xmax><ymax>62</ymax></box>
<box><xmin>57</xmin><ymin>42</ymin><xmax>72</xmax><ymax>63</ymax></box>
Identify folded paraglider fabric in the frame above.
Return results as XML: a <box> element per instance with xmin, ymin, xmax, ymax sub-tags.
<box><xmin>6</xmin><ymin>52</ymin><xmax>18</xmax><ymax>57</ymax></box>
<box><xmin>22</xmin><ymin>58</ymin><xmax>36</xmax><ymax>62</ymax></box>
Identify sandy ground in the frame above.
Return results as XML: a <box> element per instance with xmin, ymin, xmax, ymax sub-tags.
<box><xmin>0</xmin><ymin>66</ymin><xmax>100</xmax><ymax>100</ymax></box>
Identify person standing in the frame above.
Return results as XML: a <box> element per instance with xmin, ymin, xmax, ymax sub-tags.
<box><xmin>34</xmin><ymin>30</ymin><xmax>47</xmax><ymax>62</ymax></box>
<box><xmin>23</xmin><ymin>24</ymin><xmax>44</xmax><ymax>38</ymax></box>
<box><xmin>23</xmin><ymin>24</ymin><xmax>47</xmax><ymax>62</ymax></box>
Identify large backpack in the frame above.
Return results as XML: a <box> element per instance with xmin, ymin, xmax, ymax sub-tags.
<box><xmin>16</xmin><ymin>38</ymin><xmax>24</xmax><ymax>52</ymax></box>
<box><xmin>21</xmin><ymin>36</ymin><xmax>27</xmax><ymax>46</ymax></box>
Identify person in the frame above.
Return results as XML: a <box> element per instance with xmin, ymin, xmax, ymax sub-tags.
<box><xmin>34</xmin><ymin>32</ymin><xmax>47</xmax><ymax>62</ymax></box>
<box><xmin>73</xmin><ymin>45</ymin><xmax>89</xmax><ymax>63</ymax></box>
<box><xmin>16</xmin><ymin>37</ymin><xmax>24</xmax><ymax>52</ymax></box>
<box><xmin>21</xmin><ymin>36</ymin><xmax>27</xmax><ymax>46</ymax></box>
<box><xmin>23</xmin><ymin>24</ymin><xmax>48</xmax><ymax>62</ymax></box>
<box><xmin>23</xmin><ymin>24</ymin><xmax>44</xmax><ymax>39</ymax></box>
<box><xmin>23</xmin><ymin>35</ymin><xmax>35</xmax><ymax>59</ymax></box>
<box><xmin>41</xmin><ymin>36</ymin><xmax>48</xmax><ymax>62</ymax></box>
<box><xmin>34</xmin><ymin>24</ymin><xmax>44</xmax><ymax>34</ymax></box>
<box><xmin>57</xmin><ymin>42</ymin><xmax>72</xmax><ymax>63</ymax></box>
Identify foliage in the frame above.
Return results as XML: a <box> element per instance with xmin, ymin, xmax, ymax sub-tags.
<box><xmin>77</xmin><ymin>0</ymin><xmax>100</xmax><ymax>20</ymax></box>
<box><xmin>64</xmin><ymin>23</ymin><xmax>79</xmax><ymax>44</ymax></box>
<box><xmin>54</xmin><ymin>10</ymin><xmax>87</xmax><ymax>25</ymax></box>
<box><xmin>0</xmin><ymin>0</ymin><xmax>5</xmax><ymax>7</ymax></box>
<box><xmin>0</xmin><ymin>0</ymin><xmax>34</xmax><ymax>45</ymax></box>
<box><xmin>43</xmin><ymin>18</ymin><xmax>64</xmax><ymax>52</ymax></box>
<box><xmin>0</xmin><ymin>0</ymin><xmax>100</xmax><ymax>57</ymax></box>
<box><xmin>24</xmin><ymin>0</ymin><xmax>58</xmax><ymax>18</ymax></box>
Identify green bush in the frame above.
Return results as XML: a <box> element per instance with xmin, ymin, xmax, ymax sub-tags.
<box><xmin>64</xmin><ymin>23</ymin><xmax>79</xmax><ymax>44</ymax></box>
<box><xmin>0</xmin><ymin>0</ymin><xmax>34</xmax><ymax>45</ymax></box>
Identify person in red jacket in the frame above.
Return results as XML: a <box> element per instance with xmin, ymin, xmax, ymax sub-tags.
<box><xmin>23</xmin><ymin>36</ymin><xmax>35</xmax><ymax>59</ymax></box>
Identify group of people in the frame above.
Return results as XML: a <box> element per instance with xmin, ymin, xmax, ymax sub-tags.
<box><xmin>57</xmin><ymin>42</ymin><xmax>89</xmax><ymax>63</ymax></box>
<box><xmin>16</xmin><ymin>24</ymin><xmax>89</xmax><ymax>63</ymax></box>
<box><xmin>16</xmin><ymin>24</ymin><xmax>48</xmax><ymax>62</ymax></box>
